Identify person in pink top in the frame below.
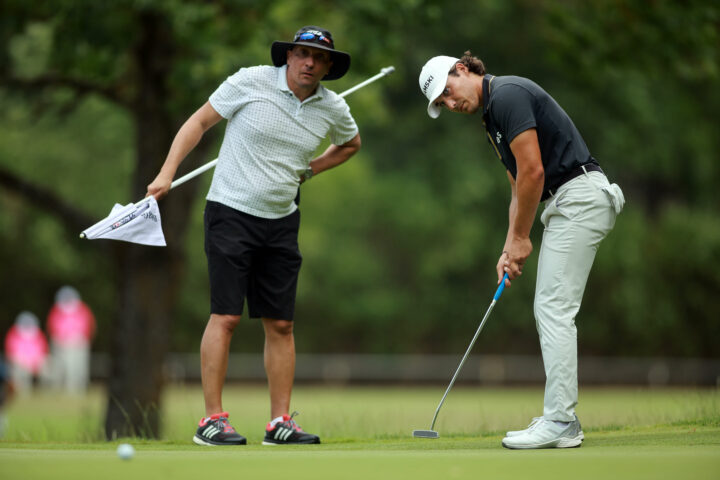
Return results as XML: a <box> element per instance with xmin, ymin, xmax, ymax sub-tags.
<box><xmin>46</xmin><ymin>286</ymin><xmax>95</xmax><ymax>393</ymax></box>
<box><xmin>4</xmin><ymin>311</ymin><xmax>48</xmax><ymax>393</ymax></box>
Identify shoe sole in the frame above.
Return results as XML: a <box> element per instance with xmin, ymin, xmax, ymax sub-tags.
<box><xmin>193</xmin><ymin>434</ymin><xmax>247</xmax><ymax>446</ymax></box>
<box><xmin>506</xmin><ymin>430</ymin><xmax>585</xmax><ymax>440</ymax></box>
<box><xmin>502</xmin><ymin>433</ymin><xmax>584</xmax><ymax>450</ymax></box>
<box><xmin>262</xmin><ymin>439</ymin><xmax>321</xmax><ymax>445</ymax></box>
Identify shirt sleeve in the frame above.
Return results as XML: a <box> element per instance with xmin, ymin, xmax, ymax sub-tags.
<box><xmin>209</xmin><ymin>68</ymin><xmax>253</xmax><ymax>119</ymax></box>
<box><xmin>329</xmin><ymin>98</ymin><xmax>359</xmax><ymax>146</ymax></box>
<box><xmin>491</xmin><ymin>84</ymin><xmax>537</xmax><ymax>144</ymax></box>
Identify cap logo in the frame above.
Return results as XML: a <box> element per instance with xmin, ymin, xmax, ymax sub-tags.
<box><xmin>422</xmin><ymin>75</ymin><xmax>434</xmax><ymax>95</ymax></box>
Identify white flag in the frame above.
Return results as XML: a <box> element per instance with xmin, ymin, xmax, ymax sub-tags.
<box><xmin>81</xmin><ymin>196</ymin><xmax>167</xmax><ymax>247</ymax></box>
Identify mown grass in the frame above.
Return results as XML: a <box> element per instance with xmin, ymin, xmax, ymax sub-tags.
<box><xmin>1</xmin><ymin>384</ymin><xmax>718</xmax><ymax>480</ymax></box>
<box><xmin>3</xmin><ymin>384</ymin><xmax>718</xmax><ymax>442</ymax></box>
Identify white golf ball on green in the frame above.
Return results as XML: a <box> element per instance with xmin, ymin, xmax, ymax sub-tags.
<box><xmin>117</xmin><ymin>443</ymin><xmax>135</xmax><ymax>460</ymax></box>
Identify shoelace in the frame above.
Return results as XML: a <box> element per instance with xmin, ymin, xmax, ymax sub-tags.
<box><xmin>286</xmin><ymin>411</ymin><xmax>303</xmax><ymax>431</ymax></box>
<box><xmin>217</xmin><ymin>416</ymin><xmax>236</xmax><ymax>433</ymax></box>
<box><xmin>525</xmin><ymin>417</ymin><xmax>543</xmax><ymax>431</ymax></box>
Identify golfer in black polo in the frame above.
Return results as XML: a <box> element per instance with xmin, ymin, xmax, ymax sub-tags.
<box><xmin>419</xmin><ymin>52</ymin><xmax>624</xmax><ymax>449</ymax></box>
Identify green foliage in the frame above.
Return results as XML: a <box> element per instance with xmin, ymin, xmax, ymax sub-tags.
<box><xmin>1</xmin><ymin>0</ymin><xmax>719</xmax><ymax>357</ymax></box>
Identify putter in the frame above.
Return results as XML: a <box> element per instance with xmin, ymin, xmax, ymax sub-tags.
<box><xmin>413</xmin><ymin>273</ymin><xmax>510</xmax><ymax>439</ymax></box>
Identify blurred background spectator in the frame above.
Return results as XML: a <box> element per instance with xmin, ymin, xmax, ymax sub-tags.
<box><xmin>4</xmin><ymin>312</ymin><xmax>48</xmax><ymax>394</ymax></box>
<box><xmin>46</xmin><ymin>286</ymin><xmax>95</xmax><ymax>394</ymax></box>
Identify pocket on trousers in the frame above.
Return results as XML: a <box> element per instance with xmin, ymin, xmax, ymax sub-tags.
<box><xmin>204</xmin><ymin>202</ymin><xmax>223</xmax><ymax>231</ymax></box>
<box><xmin>541</xmin><ymin>191</ymin><xmax>567</xmax><ymax>226</ymax></box>
<box><xmin>601</xmin><ymin>184</ymin><xmax>625</xmax><ymax>214</ymax></box>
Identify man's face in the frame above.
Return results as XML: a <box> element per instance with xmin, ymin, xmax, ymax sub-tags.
<box><xmin>433</xmin><ymin>64</ymin><xmax>480</xmax><ymax>115</ymax></box>
<box><xmin>286</xmin><ymin>45</ymin><xmax>333</xmax><ymax>89</ymax></box>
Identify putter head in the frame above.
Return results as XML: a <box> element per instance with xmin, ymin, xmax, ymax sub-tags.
<box><xmin>413</xmin><ymin>429</ymin><xmax>439</xmax><ymax>439</ymax></box>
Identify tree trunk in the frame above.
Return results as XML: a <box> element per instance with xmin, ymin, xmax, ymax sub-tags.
<box><xmin>104</xmin><ymin>243</ymin><xmax>176</xmax><ymax>438</ymax></box>
<box><xmin>103</xmin><ymin>11</ymin><xmax>215</xmax><ymax>439</ymax></box>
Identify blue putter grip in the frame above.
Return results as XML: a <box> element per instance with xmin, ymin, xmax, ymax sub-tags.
<box><xmin>494</xmin><ymin>273</ymin><xmax>509</xmax><ymax>301</ymax></box>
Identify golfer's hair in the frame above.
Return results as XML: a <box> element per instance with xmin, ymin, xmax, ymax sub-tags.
<box><xmin>449</xmin><ymin>50</ymin><xmax>486</xmax><ymax>76</ymax></box>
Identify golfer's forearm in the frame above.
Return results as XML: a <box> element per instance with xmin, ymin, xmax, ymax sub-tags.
<box><xmin>508</xmin><ymin>128</ymin><xmax>543</xmax><ymax>238</ymax></box>
<box><xmin>504</xmin><ymin>198</ymin><xmax>518</xmax><ymax>251</ymax></box>
<box><xmin>512</xmin><ymin>175</ymin><xmax>542</xmax><ymax>238</ymax></box>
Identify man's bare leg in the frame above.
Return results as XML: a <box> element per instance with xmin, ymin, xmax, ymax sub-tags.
<box><xmin>262</xmin><ymin>318</ymin><xmax>295</xmax><ymax>419</ymax></box>
<box><xmin>201</xmin><ymin>314</ymin><xmax>241</xmax><ymax>416</ymax></box>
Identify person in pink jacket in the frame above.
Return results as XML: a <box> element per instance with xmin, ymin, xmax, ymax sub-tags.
<box><xmin>4</xmin><ymin>311</ymin><xmax>48</xmax><ymax>393</ymax></box>
<box><xmin>46</xmin><ymin>286</ymin><xmax>95</xmax><ymax>393</ymax></box>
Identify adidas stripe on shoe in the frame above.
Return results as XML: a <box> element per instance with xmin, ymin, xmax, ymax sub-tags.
<box><xmin>193</xmin><ymin>412</ymin><xmax>247</xmax><ymax>446</ymax></box>
<box><xmin>262</xmin><ymin>412</ymin><xmax>320</xmax><ymax>445</ymax></box>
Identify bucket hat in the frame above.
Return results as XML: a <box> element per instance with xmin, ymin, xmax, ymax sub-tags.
<box><xmin>271</xmin><ymin>26</ymin><xmax>351</xmax><ymax>81</ymax></box>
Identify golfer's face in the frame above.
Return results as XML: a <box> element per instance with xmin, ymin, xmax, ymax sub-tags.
<box><xmin>286</xmin><ymin>46</ymin><xmax>332</xmax><ymax>88</ymax></box>
<box><xmin>434</xmin><ymin>69</ymin><xmax>479</xmax><ymax>115</ymax></box>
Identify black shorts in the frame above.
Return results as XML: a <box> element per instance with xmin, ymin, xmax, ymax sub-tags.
<box><xmin>204</xmin><ymin>201</ymin><xmax>302</xmax><ymax>320</ymax></box>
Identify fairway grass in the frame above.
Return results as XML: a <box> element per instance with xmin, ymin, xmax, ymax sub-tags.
<box><xmin>1</xmin><ymin>385</ymin><xmax>718</xmax><ymax>479</ymax></box>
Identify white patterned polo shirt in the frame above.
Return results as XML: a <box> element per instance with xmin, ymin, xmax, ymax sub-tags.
<box><xmin>206</xmin><ymin>64</ymin><xmax>359</xmax><ymax>219</ymax></box>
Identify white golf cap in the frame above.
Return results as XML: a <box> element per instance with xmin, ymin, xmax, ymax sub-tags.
<box><xmin>418</xmin><ymin>56</ymin><xmax>459</xmax><ymax>118</ymax></box>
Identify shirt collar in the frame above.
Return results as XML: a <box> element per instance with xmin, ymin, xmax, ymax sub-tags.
<box><xmin>277</xmin><ymin>65</ymin><xmax>291</xmax><ymax>93</ymax></box>
<box><xmin>482</xmin><ymin>74</ymin><xmax>494</xmax><ymax>117</ymax></box>
<box><xmin>276</xmin><ymin>64</ymin><xmax>325</xmax><ymax>101</ymax></box>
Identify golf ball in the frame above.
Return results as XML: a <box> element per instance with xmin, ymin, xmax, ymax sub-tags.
<box><xmin>117</xmin><ymin>443</ymin><xmax>135</xmax><ymax>460</ymax></box>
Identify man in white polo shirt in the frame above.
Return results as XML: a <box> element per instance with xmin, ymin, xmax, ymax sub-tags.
<box><xmin>147</xmin><ymin>26</ymin><xmax>360</xmax><ymax>446</ymax></box>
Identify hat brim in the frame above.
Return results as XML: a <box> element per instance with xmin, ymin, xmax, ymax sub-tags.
<box><xmin>426</xmin><ymin>80</ymin><xmax>446</xmax><ymax>118</ymax></box>
<box><xmin>419</xmin><ymin>55</ymin><xmax>459</xmax><ymax>119</ymax></box>
<box><xmin>271</xmin><ymin>41</ymin><xmax>351</xmax><ymax>81</ymax></box>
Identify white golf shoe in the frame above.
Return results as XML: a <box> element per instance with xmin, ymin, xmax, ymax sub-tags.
<box><xmin>505</xmin><ymin>416</ymin><xmax>543</xmax><ymax>437</ymax></box>
<box><xmin>502</xmin><ymin>416</ymin><xmax>584</xmax><ymax>449</ymax></box>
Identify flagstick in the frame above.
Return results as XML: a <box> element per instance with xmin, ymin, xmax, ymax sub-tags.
<box><xmin>80</xmin><ymin>66</ymin><xmax>395</xmax><ymax>239</ymax></box>
<box><xmin>337</xmin><ymin>66</ymin><xmax>395</xmax><ymax>98</ymax></box>
<box><xmin>169</xmin><ymin>158</ymin><xmax>218</xmax><ymax>190</ymax></box>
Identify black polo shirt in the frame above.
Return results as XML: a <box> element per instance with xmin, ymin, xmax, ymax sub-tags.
<box><xmin>0</xmin><ymin>358</ymin><xmax>7</xmax><ymax>405</ymax></box>
<box><xmin>481</xmin><ymin>74</ymin><xmax>597</xmax><ymax>199</ymax></box>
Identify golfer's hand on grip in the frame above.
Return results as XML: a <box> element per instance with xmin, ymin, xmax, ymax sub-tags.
<box><xmin>497</xmin><ymin>253</ymin><xmax>513</xmax><ymax>287</ymax></box>
<box><xmin>500</xmin><ymin>236</ymin><xmax>533</xmax><ymax>282</ymax></box>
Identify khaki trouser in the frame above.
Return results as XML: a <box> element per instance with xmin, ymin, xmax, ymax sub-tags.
<box><xmin>536</xmin><ymin>170</ymin><xmax>624</xmax><ymax>421</ymax></box>
<box><xmin>50</xmin><ymin>343</ymin><xmax>91</xmax><ymax>393</ymax></box>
